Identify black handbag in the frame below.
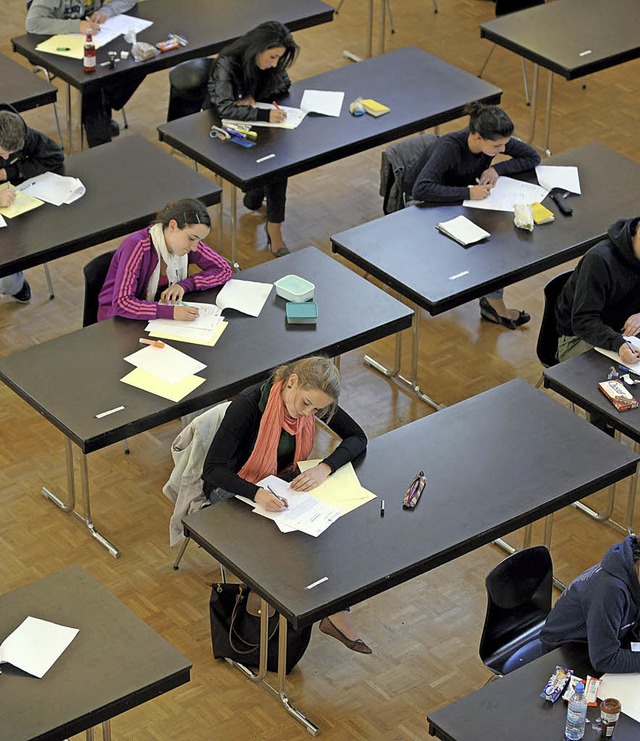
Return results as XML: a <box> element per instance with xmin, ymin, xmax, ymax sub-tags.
<box><xmin>209</xmin><ymin>583</ymin><xmax>312</xmax><ymax>674</ymax></box>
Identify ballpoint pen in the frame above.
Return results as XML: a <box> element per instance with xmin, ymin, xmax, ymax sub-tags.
<box><xmin>139</xmin><ymin>338</ymin><xmax>165</xmax><ymax>348</ymax></box>
<box><xmin>267</xmin><ymin>485</ymin><xmax>289</xmax><ymax>508</ymax></box>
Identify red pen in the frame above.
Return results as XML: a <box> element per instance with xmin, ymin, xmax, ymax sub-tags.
<box><xmin>139</xmin><ymin>338</ymin><xmax>165</xmax><ymax>348</ymax></box>
<box><xmin>273</xmin><ymin>101</ymin><xmax>281</xmax><ymax>110</ymax></box>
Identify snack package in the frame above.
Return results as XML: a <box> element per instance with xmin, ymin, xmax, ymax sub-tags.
<box><xmin>584</xmin><ymin>676</ymin><xmax>601</xmax><ymax>706</ymax></box>
<box><xmin>598</xmin><ymin>379</ymin><xmax>639</xmax><ymax>411</ymax></box>
<box><xmin>540</xmin><ymin>666</ymin><xmax>572</xmax><ymax>703</ymax></box>
<box><xmin>513</xmin><ymin>203</ymin><xmax>534</xmax><ymax>232</ymax></box>
<box><xmin>562</xmin><ymin>675</ymin><xmax>585</xmax><ymax>702</ymax></box>
<box><xmin>131</xmin><ymin>42</ymin><xmax>159</xmax><ymax>62</ymax></box>
<box><xmin>530</xmin><ymin>202</ymin><xmax>555</xmax><ymax>225</ymax></box>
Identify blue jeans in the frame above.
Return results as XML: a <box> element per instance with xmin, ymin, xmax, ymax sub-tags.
<box><xmin>208</xmin><ymin>487</ymin><xmax>236</xmax><ymax>504</ymax></box>
<box><xmin>0</xmin><ymin>271</ymin><xmax>24</xmax><ymax>296</ymax></box>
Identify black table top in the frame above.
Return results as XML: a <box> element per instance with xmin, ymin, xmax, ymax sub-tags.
<box><xmin>0</xmin><ymin>53</ymin><xmax>57</xmax><ymax>111</ymax></box>
<box><xmin>157</xmin><ymin>46</ymin><xmax>502</xmax><ymax>191</ymax></box>
<box><xmin>0</xmin><ymin>135</ymin><xmax>221</xmax><ymax>278</ymax></box>
<box><xmin>0</xmin><ymin>246</ymin><xmax>412</xmax><ymax>454</ymax></box>
<box><xmin>11</xmin><ymin>0</ymin><xmax>334</xmax><ymax>94</ymax></box>
<box><xmin>544</xmin><ymin>350</ymin><xmax>640</xmax><ymax>445</ymax></box>
<box><xmin>331</xmin><ymin>143</ymin><xmax>640</xmax><ymax>315</ymax></box>
<box><xmin>480</xmin><ymin>0</ymin><xmax>640</xmax><ymax>80</ymax></box>
<box><xmin>427</xmin><ymin>644</ymin><xmax>640</xmax><ymax>741</ymax></box>
<box><xmin>0</xmin><ymin>565</ymin><xmax>190</xmax><ymax>741</ymax></box>
<box><xmin>182</xmin><ymin>378</ymin><xmax>639</xmax><ymax>629</ymax></box>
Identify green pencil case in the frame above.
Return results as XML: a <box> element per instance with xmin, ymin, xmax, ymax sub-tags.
<box><xmin>286</xmin><ymin>301</ymin><xmax>318</xmax><ymax>325</ymax></box>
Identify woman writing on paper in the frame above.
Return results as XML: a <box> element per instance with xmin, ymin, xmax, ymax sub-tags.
<box><xmin>97</xmin><ymin>198</ymin><xmax>232</xmax><ymax>321</ymax></box>
<box><xmin>202</xmin><ymin>356</ymin><xmax>372</xmax><ymax>654</ymax></box>
<box><xmin>412</xmin><ymin>102</ymin><xmax>540</xmax><ymax>330</ymax></box>
<box><xmin>205</xmin><ymin>21</ymin><xmax>299</xmax><ymax>257</ymax></box>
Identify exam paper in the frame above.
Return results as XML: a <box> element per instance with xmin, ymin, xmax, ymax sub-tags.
<box><xmin>299</xmin><ymin>90</ymin><xmax>345</xmax><ymax>117</ymax></box>
<box><xmin>0</xmin><ymin>616</ymin><xmax>78</xmax><ymax>678</ymax></box>
<box><xmin>297</xmin><ymin>460</ymin><xmax>376</xmax><ymax>514</ymax></box>
<box><xmin>147</xmin><ymin>303</ymin><xmax>223</xmax><ymax>335</ymax></box>
<box><xmin>462</xmin><ymin>176</ymin><xmax>549</xmax><ymax>213</ymax></box>
<box><xmin>16</xmin><ymin>172</ymin><xmax>85</xmax><ymax>206</ymax></box>
<box><xmin>149</xmin><ymin>320</ymin><xmax>227</xmax><ymax>347</ymax></box>
<box><xmin>124</xmin><ymin>343</ymin><xmax>206</xmax><ymax>385</ymax></box>
<box><xmin>595</xmin><ymin>336</ymin><xmax>640</xmax><ymax>376</ymax></box>
<box><xmin>120</xmin><ymin>368</ymin><xmax>205</xmax><ymax>402</ymax></box>
<box><xmin>224</xmin><ymin>103</ymin><xmax>307</xmax><ymax>130</ymax></box>
<box><xmin>598</xmin><ymin>672</ymin><xmax>640</xmax><ymax>723</ymax></box>
<box><xmin>0</xmin><ymin>184</ymin><xmax>44</xmax><ymax>218</ymax></box>
<box><xmin>535</xmin><ymin>165</ymin><xmax>581</xmax><ymax>195</ymax></box>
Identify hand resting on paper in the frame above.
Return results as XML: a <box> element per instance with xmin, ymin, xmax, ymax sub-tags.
<box><xmin>255</xmin><ymin>488</ymin><xmax>288</xmax><ymax>511</ymax></box>
<box><xmin>79</xmin><ymin>19</ymin><xmax>101</xmax><ymax>34</ymax></box>
<box><xmin>89</xmin><ymin>11</ymin><xmax>109</xmax><ymax>23</ymax></box>
<box><xmin>622</xmin><ymin>314</ymin><xmax>640</xmax><ymax>338</ymax></box>
<box><xmin>160</xmin><ymin>283</ymin><xmax>185</xmax><ymax>304</ymax></box>
<box><xmin>477</xmin><ymin>166</ymin><xmax>499</xmax><ymax>186</ymax></box>
<box><xmin>290</xmin><ymin>462</ymin><xmax>331</xmax><ymax>492</ymax></box>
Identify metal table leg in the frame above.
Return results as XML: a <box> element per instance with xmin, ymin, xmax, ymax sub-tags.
<box><xmin>229</xmin><ymin>185</ymin><xmax>240</xmax><ymax>271</ymax></box>
<box><xmin>542</xmin><ymin>69</ymin><xmax>554</xmax><ymax>156</ymax></box>
<box><xmin>41</xmin><ymin>438</ymin><xmax>121</xmax><ymax>558</ymax></box>
<box><xmin>528</xmin><ymin>64</ymin><xmax>539</xmax><ymax>145</ymax></box>
<box><xmin>66</xmin><ymin>83</ymin><xmax>73</xmax><ymax>153</ymax></box>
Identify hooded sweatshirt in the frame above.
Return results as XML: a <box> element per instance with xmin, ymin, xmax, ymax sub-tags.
<box><xmin>0</xmin><ymin>103</ymin><xmax>64</xmax><ymax>184</ymax></box>
<box><xmin>555</xmin><ymin>218</ymin><xmax>640</xmax><ymax>352</ymax></box>
<box><xmin>26</xmin><ymin>0</ymin><xmax>137</xmax><ymax>35</ymax></box>
<box><xmin>540</xmin><ymin>536</ymin><xmax>640</xmax><ymax>673</ymax></box>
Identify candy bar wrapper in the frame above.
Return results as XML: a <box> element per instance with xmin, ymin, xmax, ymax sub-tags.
<box><xmin>540</xmin><ymin>666</ymin><xmax>572</xmax><ymax>703</ymax></box>
<box><xmin>584</xmin><ymin>676</ymin><xmax>600</xmax><ymax>706</ymax></box>
<box><xmin>562</xmin><ymin>675</ymin><xmax>585</xmax><ymax>702</ymax></box>
<box><xmin>598</xmin><ymin>380</ymin><xmax>639</xmax><ymax>411</ymax></box>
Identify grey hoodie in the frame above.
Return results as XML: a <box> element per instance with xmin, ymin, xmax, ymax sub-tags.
<box><xmin>26</xmin><ymin>0</ymin><xmax>137</xmax><ymax>35</ymax></box>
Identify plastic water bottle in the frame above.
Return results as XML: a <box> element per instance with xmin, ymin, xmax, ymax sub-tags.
<box><xmin>565</xmin><ymin>682</ymin><xmax>587</xmax><ymax>740</ymax></box>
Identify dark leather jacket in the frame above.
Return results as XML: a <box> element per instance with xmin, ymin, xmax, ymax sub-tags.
<box><xmin>205</xmin><ymin>55</ymin><xmax>291</xmax><ymax>122</ymax></box>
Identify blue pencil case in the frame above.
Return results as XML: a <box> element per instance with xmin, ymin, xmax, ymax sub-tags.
<box><xmin>286</xmin><ymin>301</ymin><xmax>318</xmax><ymax>325</ymax></box>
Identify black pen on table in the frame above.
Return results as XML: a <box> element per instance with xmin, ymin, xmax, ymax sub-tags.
<box><xmin>267</xmin><ymin>485</ymin><xmax>288</xmax><ymax>508</ymax></box>
<box><xmin>380</xmin><ymin>499</ymin><xmax>385</xmax><ymax>517</ymax></box>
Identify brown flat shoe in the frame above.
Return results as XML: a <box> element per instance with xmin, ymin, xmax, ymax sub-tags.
<box><xmin>319</xmin><ymin>617</ymin><xmax>372</xmax><ymax>654</ymax></box>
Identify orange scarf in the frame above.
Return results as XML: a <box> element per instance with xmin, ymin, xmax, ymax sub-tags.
<box><xmin>238</xmin><ymin>379</ymin><xmax>315</xmax><ymax>484</ymax></box>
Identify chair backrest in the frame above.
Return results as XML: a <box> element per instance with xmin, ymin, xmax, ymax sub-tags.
<box><xmin>380</xmin><ymin>133</ymin><xmax>439</xmax><ymax>214</ymax></box>
<box><xmin>82</xmin><ymin>249</ymin><xmax>116</xmax><ymax>327</ymax></box>
<box><xmin>536</xmin><ymin>270</ymin><xmax>573</xmax><ymax>369</ymax></box>
<box><xmin>167</xmin><ymin>57</ymin><xmax>214</xmax><ymax>121</ymax></box>
<box><xmin>479</xmin><ymin>545</ymin><xmax>553</xmax><ymax>671</ymax></box>
<box><xmin>495</xmin><ymin>0</ymin><xmax>544</xmax><ymax>16</ymax></box>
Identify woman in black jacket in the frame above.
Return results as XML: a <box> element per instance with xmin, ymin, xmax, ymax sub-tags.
<box><xmin>206</xmin><ymin>21</ymin><xmax>299</xmax><ymax>257</ymax></box>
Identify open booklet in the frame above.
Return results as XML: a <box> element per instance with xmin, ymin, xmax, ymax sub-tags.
<box><xmin>222</xmin><ymin>90</ymin><xmax>345</xmax><ymax>130</ymax></box>
<box><xmin>17</xmin><ymin>171</ymin><xmax>85</xmax><ymax>206</ymax></box>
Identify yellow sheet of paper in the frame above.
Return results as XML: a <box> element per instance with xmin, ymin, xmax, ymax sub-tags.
<box><xmin>0</xmin><ymin>184</ymin><xmax>44</xmax><ymax>218</ymax></box>
<box><xmin>148</xmin><ymin>321</ymin><xmax>227</xmax><ymax>347</ymax></box>
<box><xmin>298</xmin><ymin>459</ymin><xmax>376</xmax><ymax>514</ymax></box>
<box><xmin>35</xmin><ymin>34</ymin><xmax>86</xmax><ymax>59</ymax></box>
<box><xmin>120</xmin><ymin>368</ymin><xmax>205</xmax><ymax>402</ymax></box>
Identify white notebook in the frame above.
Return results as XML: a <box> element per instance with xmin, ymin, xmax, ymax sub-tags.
<box><xmin>436</xmin><ymin>215</ymin><xmax>490</xmax><ymax>247</ymax></box>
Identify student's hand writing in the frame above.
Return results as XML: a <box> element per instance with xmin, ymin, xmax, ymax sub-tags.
<box><xmin>79</xmin><ymin>19</ymin><xmax>100</xmax><ymax>34</ymax></box>
<box><xmin>623</xmin><ymin>314</ymin><xmax>640</xmax><ymax>337</ymax></box>
<box><xmin>469</xmin><ymin>184</ymin><xmax>493</xmax><ymax>200</ymax></box>
<box><xmin>620</xmin><ymin>343</ymin><xmax>640</xmax><ymax>366</ymax></box>
<box><xmin>477</xmin><ymin>167</ymin><xmax>499</xmax><ymax>186</ymax></box>
<box><xmin>89</xmin><ymin>11</ymin><xmax>108</xmax><ymax>23</ymax></box>
<box><xmin>255</xmin><ymin>488</ymin><xmax>288</xmax><ymax>511</ymax></box>
<box><xmin>173</xmin><ymin>305</ymin><xmax>200</xmax><ymax>321</ymax></box>
<box><xmin>290</xmin><ymin>463</ymin><xmax>331</xmax><ymax>492</ymax></box>
<box><xmin>0</xmin><ymin>187</ymin><xmax>16</xmax><ymax>208</ymax></box>
<box><xmin>269</xmin><ymin>108</ymin><xmax>287</xmax><ymax>124</ymax></box>
<box><xmin>160</xmin><ymin>284</ymin><xmax>185</xmax><ymax>304</ymax></box>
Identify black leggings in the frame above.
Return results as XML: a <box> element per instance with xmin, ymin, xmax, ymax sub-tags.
<box><xmin>81</xmin><ymin>73</ymin><xmax>145</xmax><ymax>147</ymax></box>
<box><xmin>245</xmin><ymin>179</ymin><xmax>288</xmax><ymax>223</ymax></box>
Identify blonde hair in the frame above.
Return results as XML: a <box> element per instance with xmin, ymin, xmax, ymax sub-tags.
<box><xmin>273</xmin><ymin>356</ymin><xmax>340</xmax><ymax>420</ymax></box>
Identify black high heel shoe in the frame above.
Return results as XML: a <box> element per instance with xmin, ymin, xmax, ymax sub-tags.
<box><xmin>479</xmin><ymin>297</ymin><xmax>530</xmax><ymax>330</ymax></box>
<box><xmin>265</xmin><ymin>222</ymin><xmax>289</xmax><ymax>258</ymax></box>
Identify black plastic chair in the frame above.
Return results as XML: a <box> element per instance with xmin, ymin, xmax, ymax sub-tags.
<box><xmin>82</xmin><ymin>249</ymin><xmax>116</xmax><ymax>327</ymax></box>
<box><xmin>479</xmin><ymin>545</ymin><xmax>553</xmax><ymax>678</ymax></box>
<box><xmin>166</xmin><ymin>58</ymin><xmax>214</xmax><ymax>122</ymax></box>
<box><xmin>535</xmin><ymin>270</ymin><xmax>573</xmax><ymax>386</ymax></box>
<box><xmin>379</xmin><ymin>133</ymin><xmax>439</xmax><ymax>214</ymax></box>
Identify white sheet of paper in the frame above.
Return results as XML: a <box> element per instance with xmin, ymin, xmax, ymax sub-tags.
<box><xmin>16</xmin><ymin>172</ymin><xmax>85</xmax><ymax>206</ymax></box>
<box><xmin>300</xmin><ymin>90</ymin><xmax>344</xmax><ymax>117</ymax></box>
<box><xmin>90</xmin><ymin>14</ymin><xmax>153</xmax><ymax>47</ymax></box>
<box><xmin>146</xmin><ymin>303</ymin><xmax>223</xmax><ymax>336</ymax></box>
<box><xmin>536</xmin><ymin>165</ymin><xmax>581</xmax><ymax>194</ymax></box>
<box><xmin>0</xmin><ymin>616</ymin><xmax>78</xmax><ymax>678</ymax></box>
<box><xmin>223</xmin><ymin>103</ymin><xmax>307</xmax><ymax>129</ymax></box>
<box><xmin>595</xmin><ymin>336</ymin><xmax>640</xmax><ymax>376</ymax></box>
<box><xmin>215</xmin><ymin>279</ymin><xmax>272</xmax><ymax>317</ymax></box>
<box><xmin>0</xmin><ymin>214</ymin><xmax>6</xmax><ymax>227</ymax></box>
<box><xmin>598</xmin><ymin>673</ymin><xmax>640</xmax><ymax>723</ymax></box>
<box><xmin>631</xmin><ymin>642</ymin><xmax>640</xmax><ymax>651</ymax></box>
<box><xmin>462</xmin><ymin>176</ymin><xmax>549</xmax><ymax>213</ymax></box>
<box><xmin>123</xmin><ymin>342</ymin><xmax>206</xmax><ymax>384</ymax></box>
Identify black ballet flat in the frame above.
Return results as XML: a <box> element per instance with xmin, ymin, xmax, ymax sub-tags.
<box><xmin>479</xmin><ymin>297</ymin><xmax>530</xmax><ymax>330</ymax></box>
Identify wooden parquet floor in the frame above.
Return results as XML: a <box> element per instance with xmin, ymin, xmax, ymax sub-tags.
<box><xmin>1</xmin><ymin>0</ymin><xmax>639</xmax><ymax>739</ymax></box>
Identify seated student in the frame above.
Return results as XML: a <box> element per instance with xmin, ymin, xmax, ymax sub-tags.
<box><xmin>556</xmin><ymin>217</ymin><xmax>640</xmax><ymax>367</ymax></box>
<box><xmin>0</xmin><ymin>105</ymin><xmax>65</xmax><ymax>304</ymax></box>
<box><xmin>205</xmin><ymin>21</ymin><xmax>299</xmax><ymax>257</ymax></box>
<box><xmin>202</xmin><ymin>356</ymin><xmax>373</xmax><ymax>654</ymax></box>
<box><xmin>412</xmin><ymin>102</ymin><xmax>540</xmax><ymax>330</ymax></box>
<box><xmin>26</xmin><ymin>0</ymin><xmax>145</xmax><ymax>148</ymax></box>
<box><xmin>97</xmin><ymin>198</ymin><xmax>232</xmax><ymax>321</ymax></box>
<box><xmin>540</xmin><ymin>535</ymin><xmax>640</xmax><ymax>673</ymax></box>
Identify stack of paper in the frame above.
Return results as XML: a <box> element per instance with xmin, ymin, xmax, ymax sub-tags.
<box><xmin>462</xmin><ymin>176</ymin><xmax>549</xmax><ymax>213</ymax></box>
<box><xmin>16</xmin><ymin>172</ymin><xmax>85</xmax><ymax>206</ymax></box>
<box><xmin>120</xmin><ymin>342</ymin><xmax>207</xmax><ymax>402</ymax></box>
<box><xmin>0</xmin><ymin>616</ymin><xmax>78</xmax><ymax>678</ymax></box>
<box><xmin>223</xmin><ymin>90</ymin><xmax>344</xmax><ymax>130</ymax></box>
<box><xmin>0</xmin><ymin>183</ymin><xmax>44</xmax><ymax>219</ymax></box>
<box><xmin>436</xmin><ymin>215</ymin><xmax>490</xmax><ymax>247</ymax></box>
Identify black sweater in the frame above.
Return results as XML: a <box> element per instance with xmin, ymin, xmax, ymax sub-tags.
<box><xmin>202</xmin><ymin>382</ymin><xmax>367</xmax><ymax>501</ymax></box>
<box><xmin>411</xmin><ymin>127</ymin><xmax>540</xmax><ymax>204</ymax></box>
<box><xmin>555</xmin><ymin>218</ymin><xmax>640</xmax><ymax>352</ymax></box>
<box><xmin>0</xmin><ymin>103</ymin><xmax>65</xmax><ymax>184</ymax></box>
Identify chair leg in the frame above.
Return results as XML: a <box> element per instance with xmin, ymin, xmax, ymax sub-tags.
<box><xmin>33</xmin><ymin>66</ymin><xmax>64</xmax><ymax>147</ymax></box>
<box><xmin>123</xmin><ymin>439</ymin><xmax>130</xmax><ymax>455</ymax></box>
<box><xmin>121</xmin><ymin>106</ymin><xmax>129</xmax><ymax>130</ymax></box>
<box><xmin>478</xmin><ymin>45</ymin><xmax>496</xmax><ymax>79</ymax></box>
<box><xmin>433</xmin><ymin>0</ymin><xmax>438</xmax><ymax>12</ymax></box>
<box><xmin>335</xmin><ymin>0</ymin><xmax>345</xmax><ymax>13</ymax></box>
<box><xmin>521</xmin><ymin>57</ymin><xmax>531</xmax><ymax>106</ymax></box>
<box><xmin>385</xmin><ymin>0</ymin><xmax>396</xmax><ymax>33</ymax></box>
<box><xmin>172</xmin><ymin>537</ymin><xmax>190</xmax><ymax>570</ymax></box>
<box><xmin>42</xmin><ymin>263</ymin><xmax>55</xmax><ymax>300</ymax></box>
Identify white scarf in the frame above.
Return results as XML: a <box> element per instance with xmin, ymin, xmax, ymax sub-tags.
<box><xmin>146</xmin><ymin>222</ymin><xmax>189</xmax><ymax>302</ymax></box>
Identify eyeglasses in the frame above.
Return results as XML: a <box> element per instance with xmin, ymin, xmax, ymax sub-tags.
<box><xmin>403</xmin><ymin>470</ymin><xmax>426</xmax><ymax>509</ymax></box>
